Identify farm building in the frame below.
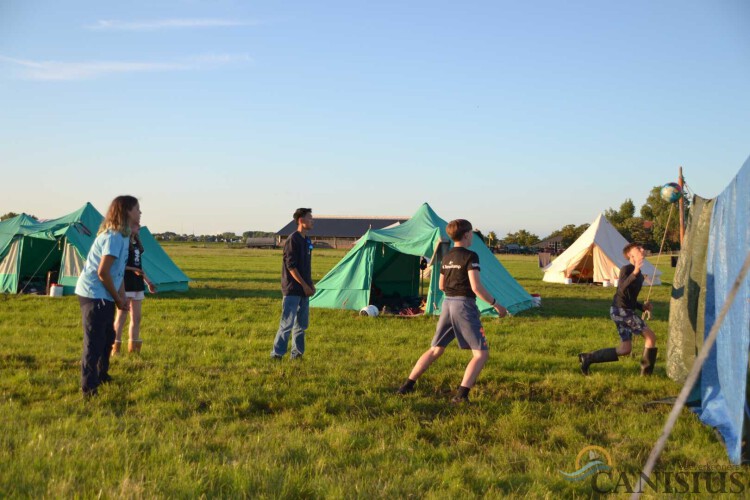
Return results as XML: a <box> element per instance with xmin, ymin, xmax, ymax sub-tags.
<box><xmin>276</xmin><ymin>216</ymin><xmax>408</xmax><ymax>249</ymax></box>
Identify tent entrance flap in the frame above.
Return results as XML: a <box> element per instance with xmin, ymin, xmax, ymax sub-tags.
<box><xmin>19</xmin><ymin>237</ymin><xmax>62</xmax><ymax>292</ymax></box>
<box><xmin>566</xmin><ymin>245</ymin><xmax>595</xmax><ymax>282</ymax></box>
<box><xmin>370</xmin><ymin>245</ymin><xmax>420</xmax><ymax>303</ymax></box>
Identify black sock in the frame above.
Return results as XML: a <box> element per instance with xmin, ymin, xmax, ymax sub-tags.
<box><xmin>456</xmin><ymin>385</ymin><xmax>470</xmax><ymax>398</ymax></box>
<box><xmin>402</xmin><ymin>378</ymin><xmax>416</xmax><ymax>391</ymax></box>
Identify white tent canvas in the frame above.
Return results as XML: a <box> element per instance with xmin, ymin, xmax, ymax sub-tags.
<box><xmin>542</xmin><ymin>214</ymin><xmax>662</xmax><ymax>285</ymax></box>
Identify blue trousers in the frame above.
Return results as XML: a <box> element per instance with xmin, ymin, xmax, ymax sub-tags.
<box><xmin>79</xmin><ymin>296</ymin><xmax>116</xmax><ymax>395</ymax></box>
<box><xmin>271</xmin><ymin>295</ymin><xmax>309</xmax><ymax>358</ymax></box>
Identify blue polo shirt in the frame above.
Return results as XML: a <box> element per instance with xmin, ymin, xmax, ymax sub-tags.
<box><xmin>74</xmin><ymin>230</ymin><xmax>129</xmax><ymax>300</ymax></box>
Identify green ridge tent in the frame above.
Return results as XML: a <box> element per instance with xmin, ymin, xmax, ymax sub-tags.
<box><xmin>0</xmin><ymin>203</ymin><xmax>189</xmax><ymax>294</ymax></box>
<box><xmin>310</xmin><ymin>203</ymin><xmax>533</xmax><ymax>316</ymax></box>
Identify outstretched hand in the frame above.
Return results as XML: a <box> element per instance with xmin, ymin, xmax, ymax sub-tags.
<box><xmin>494</xmin><ymin>304</ymin><xmax>508</xmax><ymax>318</ymax></box>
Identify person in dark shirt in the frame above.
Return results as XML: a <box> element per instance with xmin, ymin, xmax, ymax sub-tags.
<box><xmin>578</xmin><ymin>243</ymin><xmax>657</xmax><ymax>375</ymax></box>
<box><xmin>271</xmin><ymin>208</ymin><xmax>315</xmax><ymax>359</ymax></box>
<box><xmin>113</xmin><ymin>224</ymin><xmax>157</xmax><ymax>355</ymax></box>
<box><xmin>397</xmin><ymin>219</ymin><xmax>508</xmax><ymax>404</ymax></box>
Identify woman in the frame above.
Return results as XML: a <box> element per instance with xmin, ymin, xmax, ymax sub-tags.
<box><xmin>75</xmin><ymin>195</ymin><xmax>140</xmax><ymax>396</ymax></box>
<box><xmin>112</xmin><ymin>223</ymin><xmax>157</xmax><ymax>355</ymax></box>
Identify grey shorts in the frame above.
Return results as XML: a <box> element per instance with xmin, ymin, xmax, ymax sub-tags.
<box><xmin>431</xmin><ymin>297</ymin><xmax>488</xmax><ymax>351</ymax></box>
<box><xmin>610</xmin><ymin>306</ymin><xmax>646</xmax><ymax>342</ymax></box>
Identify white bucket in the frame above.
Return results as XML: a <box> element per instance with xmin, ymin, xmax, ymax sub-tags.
<box><xmin>613</xmin><ymin>279</ymin><xmax>619</xmax><ymax>287</ymax></box>
<box><xmin>602</xmin><ymin>280</ymin><xmax>612</xmax><ymax>288</ymax></box>
<box><xmin>531</xmin><ymin>294</ymin><xmax>542</xmax><ymax>307</ymax></box>
<box><xmin>359</xmin><ymin>305</ymin><xmax>379</xmax><ymax>317</ymax></box>
<box><xmin>50</xmin><ymin>285</ymin><xmax>64</xmax><ymax>297</ymax></box>
<box><xmin>564</xmin><ymin>278</ymin><xmax>573</xmax><ymax>285</ymax></box>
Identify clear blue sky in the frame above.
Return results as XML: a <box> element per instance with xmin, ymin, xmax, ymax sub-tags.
<box><xmin>2</xmin><ymin>0</ymin><xmax>748</xmax><ymax>237</ymax></box>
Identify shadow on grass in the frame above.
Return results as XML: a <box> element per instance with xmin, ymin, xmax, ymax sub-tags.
<box><xmin>150</xmin><ymin>288</ymin><xmax>281</xmax><ymax>300</ymax></box>
<box><xmin>527</xmin><ymin>297</ymin><xmax>669</xmax><ymax>320</ymax></box>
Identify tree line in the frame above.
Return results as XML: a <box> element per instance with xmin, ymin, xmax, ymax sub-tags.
<box><xmin>152</xmin><ymin>231</ymin><xmax>276</xmax><ymax>243</ymax></box>
<box><xmin>490</xmin><ymin>185</ymin><xmax>686</xmax><ymax>252</ymax></box>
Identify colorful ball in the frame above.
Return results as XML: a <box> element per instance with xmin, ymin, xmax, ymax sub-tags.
<box><xmin>660</xmin><ymin>182</ymin><xmax>683</xmax><ymax>203</ymax></box>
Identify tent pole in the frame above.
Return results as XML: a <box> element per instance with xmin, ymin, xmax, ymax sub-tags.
<box><xmin>678</xmin><ymin>166</ymin><xmax>685</xmax><ymax>245</ymax></box>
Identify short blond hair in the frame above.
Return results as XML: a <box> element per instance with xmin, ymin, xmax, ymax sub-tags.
<box><xmin>446</xmin><ymin>219</ymin><xmax>472</xmax><ymax>242</ymax></box>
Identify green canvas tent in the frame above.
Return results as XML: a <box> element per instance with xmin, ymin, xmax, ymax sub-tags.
<box><xmin>0</xmin><ymin>203</ymin><xmax>189</xmax><ymax>294</ymax></box>
<box><xmin>310</xmin><ymin>203</ymin><xmax>533</xmax><ymax>316</ymax></box>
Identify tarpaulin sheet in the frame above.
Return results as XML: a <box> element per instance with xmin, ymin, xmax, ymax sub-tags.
<box><xmin>698</xmin><ymin>157</ymin><xmax>750</xmax><ymax>464</ymax></box>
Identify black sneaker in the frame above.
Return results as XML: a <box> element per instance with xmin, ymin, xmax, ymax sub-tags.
<box><xmin>578</xmin><ymin>353</ymin><xmax>591</xmax><ymax>376</ymax></box>
<box><xmin>450</xmin><ymin>394</ymin><xmax>470</xmax><ymax>405</ymax></box>
<box><xmin>99</xmin><ymin>373</ymin><xmax>113</xmax><ymax>384</ymax></box>
<box><xmin>270</xmin><ymin>354</ymin><xmax>283</xmax><ymax>360</ymax></box>
<box><xmin>396</xmin><ymin>383</ymin><xmax>415</xmax><ymax>395</ymax></box>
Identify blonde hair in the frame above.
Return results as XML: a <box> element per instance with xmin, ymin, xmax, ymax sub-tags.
<box><xmin>99</xmin><ymin>195</ymin><xmax>139</xmax><ymax>236</ymax></box>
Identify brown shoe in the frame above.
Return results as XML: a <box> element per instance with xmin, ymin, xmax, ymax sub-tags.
<box><xmin>128</xmin><ymin>340</ymin><xmax>142</xmax><ymax>354</ymax></box>
<box><xmin>111</xmin><ymin>341</ymin><xmax>122</xmax><ymax>356</ymax></box>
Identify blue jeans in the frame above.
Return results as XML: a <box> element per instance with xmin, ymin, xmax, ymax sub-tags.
<box><xmin>79</xmin><ymin>296</ymin><xmax>116</xmax><ymax>395</ymax></box>
<box><xmin>271</xmin><ymin>295</ymin><xmax>309</xmax><ymax>358</ymax></box>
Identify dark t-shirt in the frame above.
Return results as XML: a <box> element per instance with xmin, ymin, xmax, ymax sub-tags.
<box><xmin>612</xmin><ymin>263</ymin><xmax>644</xmax><ymax>311</ymax></box>
<box><xmin>281</xmin><ymin>232</ymin><xmax>313</xmax><ymax>296</ymax></box>
<box><xmin>440</xmin><ymin>247</ymin><xmax>480</xmax><ymax>298</ymax></box>
<box><xmin>123</xmin><ymin>242</ymin><xmax>144</xmax><ymax>293</ymax></box>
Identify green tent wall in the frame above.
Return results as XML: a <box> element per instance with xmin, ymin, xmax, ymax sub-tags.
<box><xmin>0</xmin><ymin>203</ymin><xmax>189</xmax><ymax>294</ymax></box>
<box><xmin>310</xmin><ymin>203</ymin><xmax>533</xmax><ymax>316</ymax></box>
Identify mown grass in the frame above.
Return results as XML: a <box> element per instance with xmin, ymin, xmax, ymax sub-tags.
<box><xmin>0</xmin><ymin>246</ymin><xmax>738</xmax><ymax>498</ymax></box>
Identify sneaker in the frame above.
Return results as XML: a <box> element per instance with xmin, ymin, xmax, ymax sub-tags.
<box><xmin>396</xmin><ymin>383</ymin><xmax>415</xmax><ymax>395</ymax></box>
<box><xmin>270</xmin><ymin>354</ymin><xmax>283</xmax><ymax>360</ymax></box>
<box><xmin>99</xmin><ymin>373</ymin><xmax>113</xmax><ymax>384</ymax></box>
<box><xmin>450</xmin><ymin>394</ymin><xmax>470</xmax><ymax>405</ymax></box>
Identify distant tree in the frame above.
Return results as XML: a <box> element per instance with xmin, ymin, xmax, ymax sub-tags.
<box><xmin>1</xmin><ymin>212</ymin><xmax>19</xmax><ymax>221</ymax></box>
<box><xmin>546</xmin><ymin>224</ymin><xmax>589</xmax><ymax>248</ymax></box>
<box><xmin>473</xmin><ymin>229</ymin><xmax>486</xmax><ymax>244</ymax></box>
<box><xmin>641</xmin><ymin>186</ymin><xmax>688</xmax><ymax>251</ymax></box>
<box><xmin>243</xmin><ymin>230</ymin><xmax>276</xmax><ymax>239</ymax></box>
<box><xmin>620</xmin><ymin>217</ymin><xmax>651</xmax><ymax>246</ymax></box>
<box><xmin>604</xmin><ymin>199</ymin><xmax>635</xmax><ymax>226</ymax></box>
<box><xmin>486</xmin><ymin>231</ymin><xmax>498</xmax><ymax>250</ymax></box>
<box><xmin>502</xmin><ymin>229</ymin><xmax>540</xmax><ymax>247</ymax></box>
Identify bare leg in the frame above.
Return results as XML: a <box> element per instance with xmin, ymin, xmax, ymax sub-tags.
<box><xmin>408</xmin><ymin>346</ymin><xmax>445</xmax><ymax>381</ymax></box>
<box><xmin>114</xmin><ymin>306</ymin><xmax>128</xmax><ymax>343</ymax></box>
<box><xmin>642</xmin><ymin>327</ymin><xmax>656</xmax><ymax>348</ymax></box>
<box><xmin>128</xmin><ymin>300</ymin><xmax>142</xmax><ymax>342</ymax></box>
<box><xmin>460</xmin><ymin>350</ymin><xmax>489</xmax><ymax>388</ymax></box>
<box><xmin>616</xmin><ymin>340</ymin><xmax>632</xmax><ymax>356</ymax></box>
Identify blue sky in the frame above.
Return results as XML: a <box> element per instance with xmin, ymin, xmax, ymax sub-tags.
<box><xmin>2</xmin><ymin>0</ymin><xmax>748</xmax><ymax>237</ymax></box>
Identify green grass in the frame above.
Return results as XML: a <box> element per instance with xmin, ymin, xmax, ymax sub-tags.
<box><xmin>0</xmin><ymin>246</ymin><xmax>736</xmax><ymax>498</ymax></box>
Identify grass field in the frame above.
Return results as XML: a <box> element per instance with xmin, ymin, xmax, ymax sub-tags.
<box><xmin>0</xmin><ymin>245</ymin><xmax>737</xmax><ymax>498</ymax></box>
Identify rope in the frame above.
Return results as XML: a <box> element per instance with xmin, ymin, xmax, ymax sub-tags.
<box><xmin>19</xmin><ymin>237</ymin><xmax>62</xmax><ymax>294</ymax></box>
<box><xmin>642</xmin><ymin>204</ymin><xmax>674</xmax><ymax>320</ymax></box>
<box><xmin>631</xmin><ymin>249</ymin><xmax>750</xmax><ymax>500</ymax></box>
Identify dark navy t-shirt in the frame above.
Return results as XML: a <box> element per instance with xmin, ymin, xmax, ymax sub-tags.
<box><xmin>612</xmin><ymin>264</ymin><xmax>644</xmax><ymax>311</ymax></box>
<box><xmin>281</xmin><ymin>232</ymin><xmax>313</xmax><ymax>296</ymax></box>
<box><xmin>441</xmin><ymin>247</ymin><xmax>480</xmax><ymax>298</ymax></box>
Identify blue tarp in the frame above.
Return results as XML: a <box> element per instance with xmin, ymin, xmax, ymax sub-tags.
<box><xmin>697</xmin><ymin>156</ymin><xmax>750</xmax><ymax>464</ymax></box>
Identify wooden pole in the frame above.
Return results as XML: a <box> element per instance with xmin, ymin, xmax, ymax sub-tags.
<box><xmin>678</xmin><ymin>166</ymin><xmax>685</xmax><ymax>245</ymax></box>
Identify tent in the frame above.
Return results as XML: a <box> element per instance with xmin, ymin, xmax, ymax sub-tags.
<box><xmin>667</xmin><ymin>156</ymin><xmax>750</xmax><ymax>464</ymax></box>
<box><xmin>542</xmin><ymin>214</ymin><xmax>662</xmax><ymax>285</ymax></box>
<box><xmin>310</xmin><ymin>203</ymin><xmax>533</xmax><ymax>316</ymax></box>
<box><xmin>0</xmin><ymin>203</ymin><xmax>190</xmax><ymax>295</ymax></box>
